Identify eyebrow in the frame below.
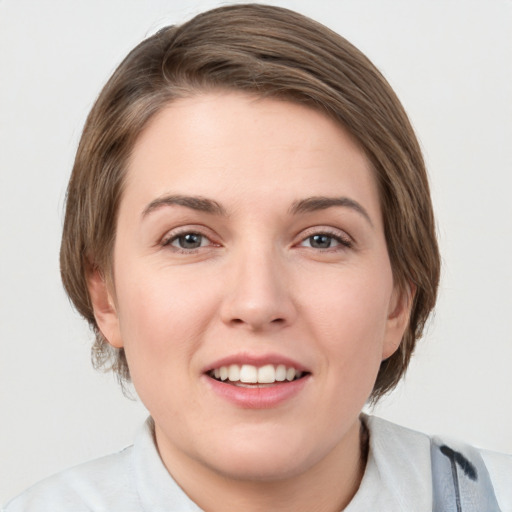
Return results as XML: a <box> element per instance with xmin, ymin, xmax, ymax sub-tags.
<box><xmin>142</xmin><ymin>194</ymin><xmax>373</xmax><ymax>226</ymax></box>
<box><xmin>142</xmin><ymin>194</ymin><xmax>227</xmax><ymax>217</ymax></box>
<box><xmin>289</xmin><ymin>196</ymin><xmax>373</xmax><ymax>226</ymax></box>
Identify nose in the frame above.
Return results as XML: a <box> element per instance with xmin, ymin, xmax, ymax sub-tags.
<box><xmin>219</xmin><ymin>246</ymin><xmax>297</xmax><ymax>332</ymax></box>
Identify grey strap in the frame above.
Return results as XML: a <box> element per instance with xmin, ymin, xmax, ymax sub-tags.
<box><xmin>431</xmin><ymin>436</ymin><xmax>501</xmax><ymax>512</ymax></box>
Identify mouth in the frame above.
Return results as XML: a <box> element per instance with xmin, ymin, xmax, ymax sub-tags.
<box><xmin>207</xmin><ymin>363</ymin><xmax>309</xmax><ymax>387</ymax></box>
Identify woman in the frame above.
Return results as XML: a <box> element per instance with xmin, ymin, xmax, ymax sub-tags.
<box><xmin>4</xmin><ymin>4</ymin><xmax>511</xmax><ymax>511</ymax></box>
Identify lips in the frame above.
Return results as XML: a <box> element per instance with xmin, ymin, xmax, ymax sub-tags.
<box><xmin>203</xmin><ymin>355</ymin><xmax>311</xmax><ymax>408</ymax></box>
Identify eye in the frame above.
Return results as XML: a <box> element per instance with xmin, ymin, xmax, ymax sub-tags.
<box><xmin>299</xmin><ymin>232</ymin><xmax>352</xmax><ymax>250</ymax></box>
<box><xmin>166</xmin><ymin>232</ymin><xmax>210</xmax><ymax>250</ymax></box>
<box><xmin>305</xmin><ymin>234</ymin><xmax>336</xmax><ymax>249</ymax></box>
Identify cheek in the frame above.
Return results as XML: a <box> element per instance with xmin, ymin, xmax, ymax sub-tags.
<box><xmin>113</xmin><ymin>269</ymin><xmax>220</xmax><ymax>417</ymax></box>
<box><xmin>301</xmin><ymin>262</ymin><xmax>393</xmax><ymax>363</ymax></box>
<box><xmin>113</xmin><ymin>264</ymin><xmax>217</xmax><ymax>374</ymax></box>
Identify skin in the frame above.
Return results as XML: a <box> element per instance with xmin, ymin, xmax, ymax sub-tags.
<box><xmin>88</xmin><ymin>92</ymin><xmax>411</xmax><ymax>512</ymax></box>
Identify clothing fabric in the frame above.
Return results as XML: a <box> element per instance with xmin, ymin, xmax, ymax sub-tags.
<box><xmin>430</xmin><ymin>435</ymin><xmax>502</xmax><ymax>511</ymax></box>
<box><xmin>3</xmin><ymin>416</ymin><xmax>511</xmax><ymax>512</ymax></box>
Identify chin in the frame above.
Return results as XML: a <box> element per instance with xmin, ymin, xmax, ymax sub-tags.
<box><xmin>198</xmin><ymin>430</ymin><xmax>326</xmax><ymax>482</ymax></box>
<box><xmin>208</xmin><ymin>451</ymin><xmax>311</xmax><ymax>483</ymax></box>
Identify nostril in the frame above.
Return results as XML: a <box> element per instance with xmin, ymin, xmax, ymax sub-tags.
<box><xmin>228</xmin><ymin>316</ymin><xmax>285</xmax><ymax>328</ymax></box>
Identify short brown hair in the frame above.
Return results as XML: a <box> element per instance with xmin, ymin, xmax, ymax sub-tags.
<box><xmin>60</xmin><ymin>3</ymin><xmax>440</xmax><ymax>401</ymax></box>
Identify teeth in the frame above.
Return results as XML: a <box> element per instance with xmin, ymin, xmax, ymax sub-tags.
<box><xmin>240</xmin><ymin>364</ymin><xmax>258</xmax><ymax>383</ymax></box>
<box><xmin>275</xmin><ymin>364</ymin><xmax>286</xmax><ymax>381</ymax></box>
<box><xmin>228</xmin><ymin>364</ymin><xmax>240</xmax><ymax>382</ymax></box>
<box><xmin>258</xmin><ymin>364</ymin><xmax>275</xmax><ymax>384</ymax></box>
<box><xmin>211</xmin><ymin>364</ymin><xmax>305</xmax><ymax>384</ymax></box>
<box><xmin>286</xmin><ymin>367</ymin><xmax>296</xmax><ymax>381</ymax></box>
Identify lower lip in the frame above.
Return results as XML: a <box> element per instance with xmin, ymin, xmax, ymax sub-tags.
<box><xmin>203</xmin><ymin>375</ymin><xmax>310</xmax><ymax>409</ymax></box>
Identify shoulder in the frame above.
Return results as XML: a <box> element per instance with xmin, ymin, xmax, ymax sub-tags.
<box><xmin>480</xmin><ymin>448</ymin><xmax>512</xmax><ymax>511</ymax></box>
<box><xmin>361</xmin><ymin>415</ymin><xmax>434</xmax><ymax>509</ymax></box>
<box><xmin>2</xmin><ymin>417</ymin><xmax>200</xmax><ymax>512</ymax></box>
<box><xmin>364</xmin><ymin>415</ymin><xmax>512</xmax><ymax>511</ymax></box>
<box><xmin>2</xmin><ymin>446</ymin><xmax>140</xmax><ymax>512</ymax></box>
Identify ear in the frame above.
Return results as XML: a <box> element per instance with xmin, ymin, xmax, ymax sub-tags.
<box><xmin>86</xmin><ymin>265</ymin><xmax>124</xmax><ymax>349</ymax></box>
<box><xmin>382</xmin><ymin>282</ymin><xmax>415</xmax><ymax>360</ymax></box>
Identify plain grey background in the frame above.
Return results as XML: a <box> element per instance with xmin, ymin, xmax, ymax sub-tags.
<box><xmin>1</xmin><ymin>0</ymin><xmax>511</xmax><ymax>503</ymax></box>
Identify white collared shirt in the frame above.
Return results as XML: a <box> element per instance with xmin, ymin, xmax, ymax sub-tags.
<box><xmin>3</xmin><ymin>416</ymin><xmax>511</xmax><ymax>511</ymax></box>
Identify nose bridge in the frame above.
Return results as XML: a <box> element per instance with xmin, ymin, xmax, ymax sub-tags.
<box><xmin>220</xmin><ymin>240</ymin><xmax>294</xmax><ymax>329</ymax></box>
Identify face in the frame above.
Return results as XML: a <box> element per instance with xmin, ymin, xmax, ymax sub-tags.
<box><xmin>90</xmin><ymin>92</ymin><xmax>410</xmax><ymax>484</ymax></box>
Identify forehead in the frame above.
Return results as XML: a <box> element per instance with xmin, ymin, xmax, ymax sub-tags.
<box><xmin>122</xmin><ymin>92</ymin><xmax>380</xmax><ymax>221</ymax></box>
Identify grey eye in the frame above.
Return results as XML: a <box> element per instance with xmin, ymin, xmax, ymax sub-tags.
<box><xmin>172</xmin><ymin>233</ymin><xmax>204</xmax><ymax>249</ymax></box>
<box><xmin>308</xmin><ymin>234</ymin><xmax>335</xmax><ymax>249</ymax></box>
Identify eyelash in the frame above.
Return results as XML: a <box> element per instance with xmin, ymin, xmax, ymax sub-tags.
<box><xmin>297</xmin><ymin>228</ymin><xmax>353</xmax><ymax>251</ymax></box>
<box><xmin>161</xmin><ymin>228</ymin><xmax>217</xmax><ymax>253</ymax></box>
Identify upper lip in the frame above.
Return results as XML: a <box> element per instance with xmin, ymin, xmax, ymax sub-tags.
<box><xmin>203</xmin><ymin>353</ymin><xmax>310</xmax><ymax>373</ymax></box>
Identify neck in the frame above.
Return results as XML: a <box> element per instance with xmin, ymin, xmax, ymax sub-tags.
<box><xmin>155</xmin><ymin>418</ymin><xmax>368</xmax><ymax>512</ymax></box>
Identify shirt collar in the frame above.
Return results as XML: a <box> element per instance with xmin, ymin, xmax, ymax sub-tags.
<box><xmin>133</xmin><ymin>417</ymin><xmax>203</xmax><ymax>512</ymax></box>
<box><xmin>345</xmin><ymin>414</ymin><xmax>433</xmax><ymax>511</ymax></box>
<box><xmin>133</xmin><ymin>415</ymin><xmax>433</xmax><ymax>511</ymax></box>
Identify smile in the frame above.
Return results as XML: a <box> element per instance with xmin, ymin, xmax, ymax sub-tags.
<box><xmin>209</xmin><ymin>364</ymin><xmax>306</xmax><ymax>385</ymax></box>
<box><xmin>204</xmin><ymin>359</ymin><xmax>311</xmax><ymax>408</ymax></box>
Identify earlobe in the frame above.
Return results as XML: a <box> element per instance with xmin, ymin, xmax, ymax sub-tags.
<box><xmin>86</xmin><ymin>266</ymin><xmax>124</xmax><ymax>348</ymax></box>
<box><xmin>382</xmin><ymin>283</ymin><xmax>415</xmax><ymax>360</ymax></box>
